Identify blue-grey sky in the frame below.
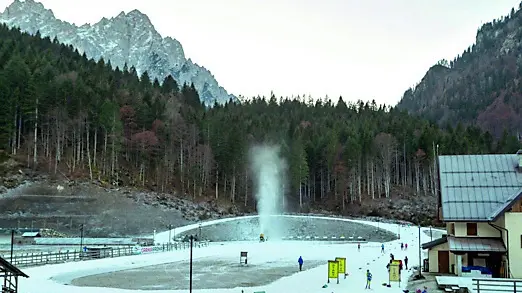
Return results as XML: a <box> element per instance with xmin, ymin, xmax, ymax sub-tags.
<box><xmin>1</xmin><ymin>0</ymin><xmax>520</xmax><ymax>105</ymax></box>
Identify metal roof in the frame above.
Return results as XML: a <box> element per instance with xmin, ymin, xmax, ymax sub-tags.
<box><xmin>439</xmin><ymin>154</ymin><xmax>522</xmax><ymax>222</ymax></box>
<box><xmin>0</xmin><ymin>255</ymin><xmax>29</xmax><ymax>278</ymax></box>
<box><xmin>422</xmin><ymin>236</ymin><xmax>448</xmax><ymax>250</ymax></box>
<box><xmin>21</xmin><ymin>232</ymin><xmax>41</xmax><ymax>237</ymax></box>
<box><xmin>448</xmin><ymin>237</ymin><xmax>506</xmax><ymax>253</ymax></box>
<box><xmin>34</xmin><ymin>238</ymin><xmax>137</xmax><ymax>246</ymax></box>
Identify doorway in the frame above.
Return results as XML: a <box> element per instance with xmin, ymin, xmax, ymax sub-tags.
<box><xmin>438</xmin><ymin>251</ymin><xmax>450</xmax><ymax>274</ymax></box>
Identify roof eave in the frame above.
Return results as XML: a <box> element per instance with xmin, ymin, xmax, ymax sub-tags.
<box><xmin>441</xmin><ymin>218</ymin><xmax>491</xmax><ymax>222</ymax></box>
<box><xmin>488</xmin><ymin>189</ymin><xmax>522</xmax><ymax>222</ymax></box>
<box><xmin>450</xmin><ymin>249</ymin><xmax>507</xmax><ymax>253</ymax></box>
<box><xmin>422</xmin><ymin>236</ymin><xmax>448</xmax><ymax>250</ymax></box>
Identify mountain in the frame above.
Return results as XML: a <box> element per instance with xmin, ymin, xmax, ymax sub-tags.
<box><xmin>0</xmin><ymin>0</ymin><xmax>236</xmax><ymax>105</ymax></box>
<box><xmin>396</xmin><ymin>4</ymin><xmax>522</xmax><ymax>138</ymax></box>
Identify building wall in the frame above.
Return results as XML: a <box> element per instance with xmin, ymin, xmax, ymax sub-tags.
<box><xmin>453</xmin><ymin>221</ymin><xmax>503</xmax><ymax>237</ymax></box>
<box><xmin>504</xmin><ymin>212</ymin><xmax>522</xmax><ymax>278</ymax></box>
<box><xmin>427</xmin><ymin>242</ymin><xmax>461</xmax><ymax>273</ymax></box>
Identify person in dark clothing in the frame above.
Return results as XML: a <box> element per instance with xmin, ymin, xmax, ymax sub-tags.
<box><xmin>404</xmin><ymin>256</ymin><xmax>409</xmax><ymax>270</ymax></box>
<box><xmin>358</xmin><ymin>243</ymin><xmax>361</xmax><ymax>251</ymax></box>
<box><xmin>298</xmin><ymin>256</ymin><xmax>303</xmax><ymax>271</ymax></box>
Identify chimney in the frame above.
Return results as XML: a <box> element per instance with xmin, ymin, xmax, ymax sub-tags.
<box><xmin>517</xmin><ymin>149</ymin><xmax>522</xmax><ymax>172</ymax></box>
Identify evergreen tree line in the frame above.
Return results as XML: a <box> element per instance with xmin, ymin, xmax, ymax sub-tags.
<box><xmin>1</xmin><ymin>24</ymin><xmax>521</xmax><ymax>212</ymax></box>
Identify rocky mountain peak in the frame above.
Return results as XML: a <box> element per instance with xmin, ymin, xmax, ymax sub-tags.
<box><xmin>0</xmin><ymin>0</ymin><xmax>236</xmax><ymax>105</ymax></box>
<box><xmin>4</xmin><ymin>0</ymin><xmax>54</xmax><ymax>19</ymax></box>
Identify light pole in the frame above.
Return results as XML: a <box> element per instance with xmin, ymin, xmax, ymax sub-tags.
<box><xmin>79</xmin><ymin>224</ymin><xmax>84</xmax><ymax>253</ymax></box>
<box><xmin>167</xmin><ymin>224</ymin><xmax>173</xmax><ymax>250</ymax></box>
<box><xmin>10</xmin><ymin>229</ymin><xmax>14</xmax><ymax>262</ymax></box>
<box><xmin>417</xmin><ymin>224</ymin><xmax>423</xmax><ymax>278</ymax></box>
<box><xmin>189</xmin><ymin>235</ymin><xmax>194</xmax><ymax>293</ymax></box>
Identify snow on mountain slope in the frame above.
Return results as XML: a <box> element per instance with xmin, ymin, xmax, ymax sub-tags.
<box><xmin>0</xmin><ymin>0</ymin><xmax>237</xmax><ymax>105</ymax></box>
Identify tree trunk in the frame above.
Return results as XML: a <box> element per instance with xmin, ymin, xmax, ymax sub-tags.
<box><xmin>86</xmin><ymin>121</ymin><xmax>93</xmax><ymax>181</ymax></box>
<box><xmin>299</xmin><ymin>182</ymin><xmax>303</xmax><ymax>208</ymax></box>
<box><xmin>215</xmin><ymin>167</ymin><xmax>219</xmax><ymax>199</ymax></box>
<box><xmin>179</xmin><ymin>139</ymin><xmax>184</xmax><ymax>194</ymax></box>
<box><xmin>244</xmin><ymin>169</ymin><xmax>248</xmax><ymax>207</ymax></box>
<box><xmin>93</xmin><ymin>127</ymin><xmax>97</xmax><ymax>168</ymax></box>
<box><xmin>12</xmin><ymin>109</ymin><xmax>17</xmax><ymax>155</ymax></box>
<box><xmin>231</xmin><ymin>168</ymin><xmax>236</xmax><ymax>203</ymax></box>
<box><xmin>33</xmin><ymin>98</ymin><xmax>38</xmax><ymax>167</ymax></box>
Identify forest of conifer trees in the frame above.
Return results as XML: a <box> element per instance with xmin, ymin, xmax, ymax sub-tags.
<box><xmin>1</xmin><ymin>24</ymin><xmax>521</xmax><ymax>212</ymax></box>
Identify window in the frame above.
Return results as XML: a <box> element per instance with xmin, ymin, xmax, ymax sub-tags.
<box><xmin>466</xmin><ymin>223</ymin><xmax>478</xmax><ymax>236</ymax></box>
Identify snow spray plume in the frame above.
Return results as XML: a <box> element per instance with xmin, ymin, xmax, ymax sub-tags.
<box><xmin>249</xmin><ymin>145</ymin><xmax>287</xmax><ymax>240</ymax></box>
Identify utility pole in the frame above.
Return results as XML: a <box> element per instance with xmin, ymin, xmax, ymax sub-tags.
<box><xmin>10</xmin><ymin>229</ymin><xmax>14</xmax><ymax>262</ymax></box>
<box><xmin>189</xmin><ymin>235</ymin><xmax>194</xmax><ymax>293</ymax></box>
<box><xmin>418</xmin><ymin>224</ymin><xmax>422</xmax><ymax>278</ymax></box>
<box><xmin>80</xmin><ymin>224</ymin><xmax>84</xmax><ymax>252</ymax></box>
<box><xmin>167</xmin><ymin>224</ymin><xmax>173</xmax><ymax>251</ymax></box>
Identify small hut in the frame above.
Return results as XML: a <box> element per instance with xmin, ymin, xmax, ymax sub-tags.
<box><xmin>0</xmin><ymin>255</ymin><xmax>29</xmax><ymax>293</ymax></box>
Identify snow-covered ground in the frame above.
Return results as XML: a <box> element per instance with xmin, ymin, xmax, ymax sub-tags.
<box><xmin>18</xmin><ymin>215</ymin><xmax>436</xmax><ymax>293</ymax></box>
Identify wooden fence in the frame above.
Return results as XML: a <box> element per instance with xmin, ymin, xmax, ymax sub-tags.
<box><xmin>3</xmin><ymin>240</ymin><xmax>210</xmax><ymax>268</ymax></box>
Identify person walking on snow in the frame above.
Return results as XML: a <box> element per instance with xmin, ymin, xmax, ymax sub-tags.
<box><xmin>358</xmin><ymin>243</ymin><xmax>361</xmax><ymax>251</ymax></box>
<box><xmin>405</xmin><ymin>243</ymin><xmax>408</xmax><ymax>250</ymax></box>
<box><xmin>365</xmin><ymin>269</ymin><xmax>372</xmax><ymax>289</ymax></box>
<box><xmin>381</xmin><ymin>243</ymin><xmax>385</xmax><ymax>254</ymax></box>
<box><xmin>298</xmin><ymin>256</ymin><xmax>303</xmax><ymax>271</ymax></box>
<box><xmin>401</xmin><ymin>242</ymin><xmax>404</xmax><ymax>250</ymax></box>
<box><xmin>404</xmin><ymin>256</ymin><xmax>409</xmax><ymax>270</ymax></box>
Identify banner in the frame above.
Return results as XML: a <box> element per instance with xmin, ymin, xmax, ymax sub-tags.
<box><xmin>335</xmin><ymin>257</ymin><xmax>346</xmax><ymax>274</ymax></box>
<box><xmin>134</xmin><ymin>246</ymin><xmax>163</xmax><ymax>255</ymax></box>
<box><xmin>389</xmin><ymin>263</ymin><xmax>400</xmax><ymax>282</ymax></box>
<box><xmin>328</xmin><ymin>260</ymin><xmax>339</xmax><ymax>279</ymax></box>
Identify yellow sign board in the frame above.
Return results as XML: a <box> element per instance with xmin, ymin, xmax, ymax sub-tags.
<box><xmin>335</xmin><ymin>257</ymin><xmax>346</xmax><ymax>274</ymax></box>
<box><xmin>389</xmin><ymin>264</ymin><xmax>400</xmax><ymax>282</ymax></box>
<box><xmin>328</xmin><ymin>260</ymin><xmax>339</xmax><ymax>279</ymax></box>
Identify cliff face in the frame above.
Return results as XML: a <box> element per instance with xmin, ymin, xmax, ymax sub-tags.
<box><xmin>397</xmin><ymin>5</ymin><xmax>522</xmax><ymax>138</ymax></box>
<box><xmin>0</xmin><ymin>0</ymin><xmax>236</xmax><ymax>105</ymax></box>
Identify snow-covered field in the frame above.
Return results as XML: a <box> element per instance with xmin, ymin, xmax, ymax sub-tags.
<box><xmin>19</xmin><ymin>215</ymin><xmax>436</xmax><ymax>293</ymax></box>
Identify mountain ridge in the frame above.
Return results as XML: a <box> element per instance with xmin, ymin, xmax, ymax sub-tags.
<box><xmin>0</xmin><ymin>0</ymin><xmax>236</xmax><ymax>105</ymax></box>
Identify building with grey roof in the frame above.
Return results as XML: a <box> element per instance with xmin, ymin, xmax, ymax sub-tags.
<box><xmin>422</xmin><ymin>151</ymin><xmax>522</xmax><ymax>279</ymax></box>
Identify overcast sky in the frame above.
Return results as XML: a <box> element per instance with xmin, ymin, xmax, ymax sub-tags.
<box><xmin>0</xmin><ymin>0</ymin><xmax>520</xmax><ymax>105</ymax></box>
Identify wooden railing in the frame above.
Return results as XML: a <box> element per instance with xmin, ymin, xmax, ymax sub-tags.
<box><xmin>1</xmin><ymin>240</ymin><xmax>210</xmax><ymax>268</ymax></box>
<box><xmin>473</xmin><ymin>278</ymin><xmax>522</xmax><ymax>293</ymax></box>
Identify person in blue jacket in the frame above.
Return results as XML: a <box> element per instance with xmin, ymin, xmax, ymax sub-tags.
<box><xmin>365</xmin><ymin>269</ymin><xmax>372</xmax><ymax>289</ymax></box>
<box><xmin>298</xmin><ymin>256</ymin><xmax>303</xmax><ymax>271</ymax></box>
